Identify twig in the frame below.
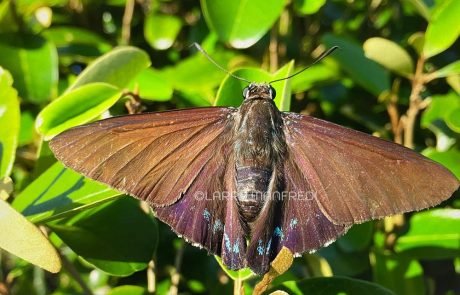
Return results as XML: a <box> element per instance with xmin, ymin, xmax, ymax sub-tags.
<box><xmin>121</xmin><ymin>0</ymin><xmax>135</xmax><ymax>45</ymax></box>
<box><xmin>168</xmin><ymin>241</ymin><xmax>185</xmax><ymax>295</ymax></box>
<box><xmin>234</xmin><ymin>277</ymin><xmax>243</xmax><ymax>295</ymax></box>
<box><xmin>59</xmin><ymin>252</ymin><xmax>93</xmax><ymax>295</ymax></box>
<box><xmin>403</xmin><ymin>55</ymin><xmax>426</xmax><ymax>148</ymax></box>
<box><xmin>269</xmin><ymin>23</ymin><xmax>279</xmax><ymax>73</ymax></box>
<box><xmin>147</xmin><ymin>260</ymin><xmax>156</xmax><ymax>293</ymax></box>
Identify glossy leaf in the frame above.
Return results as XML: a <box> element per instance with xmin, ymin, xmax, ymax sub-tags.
<box><xmin>0</xmin><ymin>67</ymin><xmax>19</xmax><ymax>177</ymax></box>
<box><xmin>67</xmin><ymin>46</ymin><xmax>151</xmax><ymax>92</ymax></box>
<box><xmin>144</xmin><ymin>14</ymin><xmax>182</xmax><ymax>50</ymax></box>
<box><xmin>423</xmin><ymin>148</ymin><xmax>460</xmax><ymax>179</ymax></box>
<box><xmin>36</xmin><ymin>82</ymin><xmax>122</xmax><ymax>140</ymax></box>
<box><xmin>319</xmin><ymin>243</ymin><xmax>370</xmax><ymax>276</ymax></box>
<box><xmin>431</xmin><ymin>60</ymin><xmax>460</xmax><ymax>78</ymax></box>
<box><xmin>447</xmin><ymin>75</ymin><xmax>460</xmax><ymax>94</ymax></box>
<box><xmin>337</xmin><ymin>222</ymin><xmax>373</xmax><ymax>253</ymax></box>
<box><xmin>322</xmin><ymin>34</ymin><xmax>390</xmax><ymax>96</ymax></box>
<box><xmin>49</xmin><ymin>197</ymin><xmax>158</xmax><ymax>276</ymax></box>
<box><xmin>405</xmin><ymin>0</ymin><xmax>430</xmax><ymax>20</ymax></box>
<box><xmin>201</xmin><ymin>0</ymin><xmax>285</xmax><ymax>48</ymax></box>
<box><xmin>271</xmin><ymin>276</ymin><xmax>395</xmax><ymax>295</ymax></box>
<box><xmin>215</xmin><ymin>256</ymin><xmax>253</xmax><ymax>281</ymax></box>
<box><xmin>108</xmin><ymin>285</ymin><xmax>147</xmax><ymax>295</ymax></box>
<box><xmin>423</xmin><ymin>0</ymin><xmax>460</xmax><ymax>58</ymax></box>
<box><xmin>446</xmin><ymin>107</ymin><xmax>460</xmax><ymax>132</ymax></box>
<box><xmin>214</xmin><ymin>61</ymin><xmax>294</xmax><ymax>111</ymax></box>
<box><xmin>371</xmin><ymin>251</ymin><xmax>424</xmax><ymax>295</ymax></box>
<box><xmin>128</xmin><ymin>68</ymin><xmax>173</xmax><ymax>101</ymax></box>
<box><xmin>408</xmin><ymin>32</ymin><xmax>425</xmax><ymax>56</ymax></box>
<box><xmin>0</xmin><ymin>33</ymin><xmax>58</xmax><ymax>103</ymax></box>
<box><xmin>363</xmin><ymin>37</ymin><xmax>414</xmax><ymax>76</ymax></box>
<box><xmin>290</xmin><ymin>64</ymin><xmax>339</xmax><ymax>94</ymax></box>
<box><xmin>395</xmin><ymin>209</ymin><xmax>460</xmax><ymax>256</ymax></box>
<box><xmin>43</xmin><ymin>26</ymin><xmax>112</xmax><ymax>56</ymax></box>
<box><xmin>0</xmin><ymin>198</ymin><xmax>61</xmax><ymax>273</ymax></box>
<box><xmin>293</xmin><ymin>0</ymin><xmax>326</xmax><ymax>15</ymax></box>
<box><xmin>0</xmin><ymin>176</ymin><xmax>13</xmax><ymax>201</ymax></box>
<box><xmin>12</xmin><ymin>162</ymin><xmax>121</xmax><ymax>224</ymax></box>
<box><xmin>421</xmin><ymin>92</ymin><xmax>460</xmax><ymax>129</ymax></box>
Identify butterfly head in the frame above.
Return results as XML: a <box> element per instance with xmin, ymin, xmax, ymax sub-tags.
<box><xmin>243</xmin><ymin>83</ymin><xmax>276</xmax><ymax>101</ymax></box>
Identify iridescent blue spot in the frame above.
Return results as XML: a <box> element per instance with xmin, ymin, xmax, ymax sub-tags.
<box><xmin>257</xmin><ymin>239</ymin><xmax>264</xmax><ymax>255</ymax></box>
<box><xmin>265</xmin><ymin>238</ymin><xmax>272</xmax><ymax>255</ymax></box>
<box><xmin>213</xmin><ymin>220</ymin><xmax>223</xmax><ymax>233</ymax></box>
<box><xmin>203</xmin><ymin>208</ymin><xmax>211</xmax><ymax>221</ymax></box>
<box><xmin>289</xmin><ymin>218</ymin><xmax>298</xmax><ymax>229</ymax></box>
<box><xmin>274</xmin><ymin>227</ymin><xmax>284</xmax><ymax>240</ymax></box>
<box><xmin>224</xmin><ymin>233</ymin><xmax>231</xmax><ymax>251</ymax></box>
<box><xmin>233</xmin><ymin>239</ymin><xmax>240</xmax><ymax>253</ymax></box>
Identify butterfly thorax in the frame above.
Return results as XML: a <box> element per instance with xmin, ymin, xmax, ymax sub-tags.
<box><xmin>233</xmin><ymin>97</ymin><xmax>286</xmax><ymax>229</ymax></box>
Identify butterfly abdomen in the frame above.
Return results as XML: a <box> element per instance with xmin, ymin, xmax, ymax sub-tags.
<box><xmin>233</xmin><ymin>99</ymin><xmax>286</xmax><ymax>230</ymax></box>
<box><xmin>235</xmin><ymin>166</ymin><xmax>271</xmax><ymax>222</ymax></box>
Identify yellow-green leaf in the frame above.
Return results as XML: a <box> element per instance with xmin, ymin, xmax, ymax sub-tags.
<box><xmin>0</xmin><ymin>198</ymin><xmax>61</xmax><ymax>273</ymax></box>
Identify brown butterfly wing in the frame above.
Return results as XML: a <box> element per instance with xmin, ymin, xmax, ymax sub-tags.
<box><xmin>50</xmin><ymin>107</ymin><xmax>237</xmax><ymax>207</ymax></box>
<box><xmin>282</xmin><ymin>112</ymin><xmax>459</xmax><ymax>225</ymax></box>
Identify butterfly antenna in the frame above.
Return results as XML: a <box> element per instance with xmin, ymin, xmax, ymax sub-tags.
<box><xmin>190</xmin><ymin>42</ymin><xmax>252</xmax><ymax>84</ymax></box>
<box><xmin>269</xmin><ymin>46</ymin><xmax>339</xmax><ymax>84</ymax></box>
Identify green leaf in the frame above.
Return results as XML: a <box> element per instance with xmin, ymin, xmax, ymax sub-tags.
<box><xmin>201</xmin><ymin>0</ymin><xmax>285</xmax><ymax>48</ymax></box>
<box><xmin>49</xmin><ymin>197</ymin><xmax>158</xmax><ymax>276</ymax></box>
<box><xmin>421</xmin><ymin>92</ymin><xmax>460</xmax><ymax>127</ymax></box>
<box><xmin>293</xmin><ymin>0</ymin><xmax>326</xmax><ymax>15</ymax></box>
<box><xmin>0</xmin><ymin>67</ymin><xmax>19</xmax><ymax>177</ymax></box>
<box><xmin>18</xmin><ymin>111</ymin><xmax>35</xmax><ymax>146</ymax></box>
<box><xmin>271</xmin><ymin>276</ymin><xmax>395</xmax><ymax>295</ymax></box>
<box><xmin>144</xmin><ymin>14</ymin><xmax>182</xmax><ymax>50</ymax></box>
<box><xmin>67</xmin><ymin>46</ymin><xmax>151</xmax><ymax>92</ymax></box>
<box><xmin>128</xmin><ymin>68</ymin><xmax>173</xmax><ymax>101</ymax></box>
<box><xmin>318</xmin><ymin>243</ymin><xmax>370</xmax><ymax>276</ymax></box>
<box><xmin>363</xmin><ymin>37</ymin><xmax>414</xmax><ymax>77</ymax></box>
<box><xmin>337</xmin><ymin>222</ymin><xmax>374</xmax><ymax>252</ymax></box>
<box><xmin>408</xmin><ymin>32</ymin><xmax>425</xmax><ymax>56</ymax></box>
<box><xmin>447</xmin><ymin>75</ymin><xmax>460</xmax><ymax>94</ymax></box>
<box><xmin>214</xmin><ymin>61</ymin><xmax>294</xmax><ymax>111</ymax></box>
<box><xmin>431</xmin><ymin>60</ymin><xmax>460</xmax><ymax>79</ymax></box>
<box><xmin>395</xmin><ymin>209</ymin><xmax>460</xmax><ymax>257</ymax></box>
<box><xmin>12</xmin><ymin>162</ymin><xmax>121</xmax><ymax>224</ymax></box>
<box><xmin>423</xmin><ymin>148</ymin><xmax>460</xmax><ymax>179</ymax></box>
<box><xmin>446</xmin><ymin>107</ymin><xmax>460</xmax><ymax>132</ymax></box>
<box><xmin>405</xmin><ymin>0</ymin><xmax>431</xmax><ymax>20</ymax></box>
<box><xmin>423</xmin><ymin>0</ymin><xmax>460</xmax><ymax>58</ymax></box>
<box><xmin>322</xmin><ymin>34</ymin><xmax>390</xmax><ymax>96</ymax></box>
<box><xmin>0</xmin><ymin>198</ymin><xmax>61</xmax><ymax>273</ymax></box>
<box><xmin>0</xmin><ymin>33</ymin><xmax>58</xmax><ymax>103</ymax></box>
<box><xmin>215</xmin><ymin>256</ymin><xmax>254</xmax><ymax>281</ymax></box>
<box><xmin>291</xmin><ymin>64</ymin><xmax>339</xmax><ymax>94</ymax></box>
<box><xmin>108</xmin><ymin>285</ymin><xmax>147</xmax><ymax>295</ymax></box>
<box><xmin>43</xmin><ymin>26</ymin><xmax>112</xmax><ymax>56</ymax></box>
<box><xmin>171</xmin><ymin>49</ymin><xmax>237</xmax><ymax>92</ymax></box>
<box><xmin>371</xmin><ymin>251</ymin><xmax>425</xmax><ymax>295</ymax></box>
<box><xmin>36</xmin><ymin>82</ymin><xmax>122</xmax><ymax>140</ymax></box>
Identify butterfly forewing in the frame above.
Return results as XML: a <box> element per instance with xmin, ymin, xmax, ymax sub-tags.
<box><xmin>282</xmin><ymin>112</ymin><xmax>460</xmax><ymax>225</ymax></box>
<box><xmin>50</xmin><ymin>107</ymin><xmax>237</xmax><ymax>207</ymax></box>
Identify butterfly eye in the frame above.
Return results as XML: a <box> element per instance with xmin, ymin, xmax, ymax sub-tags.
<box><xmin>269</xmin><ymin>86</ymin><xmax>276</xmax><ymax>99</ymax></box>
<box><xmin>243</xmin><ymin>86</ymin><xmax>250</xmax><ymax>99</ymax></box>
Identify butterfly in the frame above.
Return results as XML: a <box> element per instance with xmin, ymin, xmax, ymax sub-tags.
<box><xmin>49</xmin><ymin>79</ymin><xmax>459</xmax><ymax>274</ymax></box>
